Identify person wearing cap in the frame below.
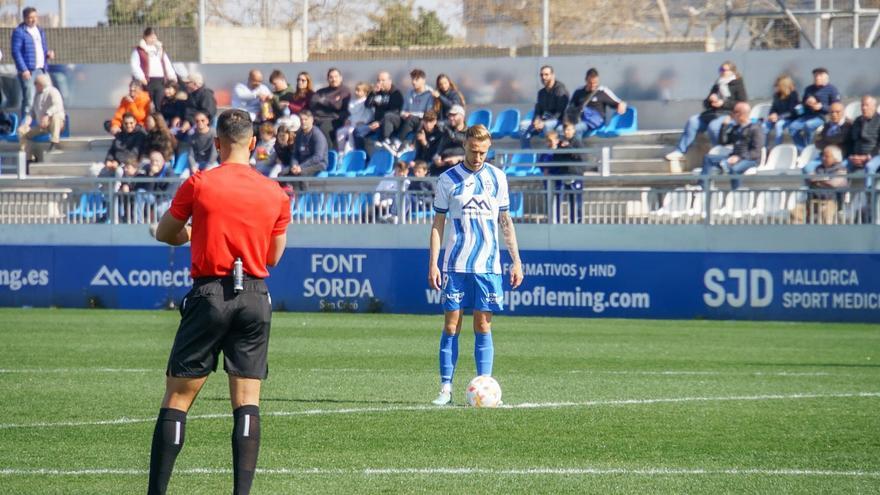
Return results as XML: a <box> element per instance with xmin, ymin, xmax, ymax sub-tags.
<box><xmin>148</xmin><ymin>108</ymin><xmax>290</xmax><ymax>495</ymax></box>
<box><xmin>788</xmin><ymin>67</ymin><xmax>841</xmax><ymax>151</ymax></box>
<box><xmin>431</xmin><ymin>104</ymin><xmax>467</xmax><ymax>176</ymax></box>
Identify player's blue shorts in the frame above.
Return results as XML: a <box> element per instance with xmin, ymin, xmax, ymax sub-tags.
<box><xmin>441</xmin><ymin>272</ymin><xmax>504</xmax><ymax>313</ymax></box>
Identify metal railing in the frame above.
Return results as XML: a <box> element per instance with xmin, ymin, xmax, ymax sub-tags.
<box><xmin>0</xmin><ymin>174</ymin><xmax>877</xmax><ymax>226</ymax></box>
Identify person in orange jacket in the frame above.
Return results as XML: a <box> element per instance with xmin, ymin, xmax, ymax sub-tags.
<box><xmin>105</xmin><ymin>81</ymin><xmax>152</xmax><ymax>135</ymax></box>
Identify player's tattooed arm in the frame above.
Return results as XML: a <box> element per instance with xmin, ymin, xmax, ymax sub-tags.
<box><xmin>499</xmin><ymin>211</ymin><xmax>523</xmax><ymax>289</ymax></box>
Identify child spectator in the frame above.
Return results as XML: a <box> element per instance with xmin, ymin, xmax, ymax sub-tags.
<box><xmin>252</xmin><ymin>123</ymin><xmax>279</xmax><ymax>177</ymax></box>
<box><xmin>185</xmin><ymin>111</ymin><xmax>218</xmax><ymax>175</ymax></box>
<box><xmin>414</xmin><ymin>110</ymin><xmax>443</xmax><ymax>169</ymax></box>
<box><xmin>160</xmin><ymin>81</ymin><xmax>186</xmax><ymax>132</ymax></box>
<box><xmin>336</xmin><ymin>82</ymin><xmax>373</xmax><ymax>155</ymax></box>
<box><xmin>374</xmin><ymin>160</ymin><xmax>410</xmax><ymax>223</ymax></box>
<box><xmin>407</xmin><ymin>160</ymin><xmax>434</xmax><ymax>214</ymax></box>
<box><xmin>274</xmin><ymin>125</ymin><xmax>294</xmax><ymax>173</ymax></box>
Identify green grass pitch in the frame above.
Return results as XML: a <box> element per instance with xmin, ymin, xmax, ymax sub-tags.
<box><xmin>0</xmin><ymin>308</ymin><xmax>878</xmax><ymax>494</ymax></box>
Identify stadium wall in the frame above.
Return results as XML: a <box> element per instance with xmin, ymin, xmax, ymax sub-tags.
<box><xmin>1</xmin><ymin>225</ymin><xmax>879</xmax><ymax>322</ymax></box>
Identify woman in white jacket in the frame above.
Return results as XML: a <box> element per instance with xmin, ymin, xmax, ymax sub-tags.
<box><xmin>130</xmin><ymin>27</ymin><xmax>177</xmax><ymax>112</ymax></box>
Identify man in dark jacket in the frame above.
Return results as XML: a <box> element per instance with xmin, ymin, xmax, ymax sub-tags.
<box><xmin>789</xmin><ymin>67</ymin><xmax>841</xmax><ymax>151</ymax></box>
<box><xmin>310</xmin><ymin>67</ymin><xmax>350</xmax><ymax>150</ymax></box>
<box><xmin>846</xmin><ymin>96</ymin><xmax>880</xmax><ymax>172</ymax></box>
<box><xmin>701</xmin><ymin>102</ymin><xmax>764</xmax><ymax>189</ymax></box>
<box><xmin>564</xmin><ymin>68</ymin><xmax>627</xmax><ymax>135</ymax></box>
<box><xmin>431</xmin><ymin>105</ymin><xmax>467</xmax><ymax>176</ymax></box>
<box><xmin>285</xmin><ymin>110</ymin><xmax>328</xmax><ymax>177</ymax></box>
<box><xmin>358</xmin><ymin>71</ymin><xmax>403</xmax><ymax>151</ymax></box>
<box><xmin>413</xmin><ymin>110</ymin><xmax>443</xmax><ymax>172</ymax></box>
<box><xmin>181</xmin><ymin>73</ymin><xmax>217</xmax><ymax>133</ymax></box>
<box><xmin>105</xmin><ymin>113</ymin><xmax>147</xmax><ymax>165</ymax></box>
<box><xmin>520</xmin><ymin>65</ymin><xmax>569</xmax><ymax>147</ymax></box>
<box><xmin>804</xmin><ymin>102</ymin><xmax>852</xmax><ymax>174</ymax></box>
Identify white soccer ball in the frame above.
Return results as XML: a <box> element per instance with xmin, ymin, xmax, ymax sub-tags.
<box><xmin>465</xmin><ymin>375</ymin><xmax>502</xmax><ymax>408</ymax></box>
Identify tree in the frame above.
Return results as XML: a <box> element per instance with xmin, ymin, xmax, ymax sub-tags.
<box><xmin>360</xmin><ymin>0</ymin><xmax>452</xmax><ymax>47</ymax></box>
<box><xmin>106</xmin><ymin>0</ymin><xmax>197</xmax><ymax>26</ymax></box>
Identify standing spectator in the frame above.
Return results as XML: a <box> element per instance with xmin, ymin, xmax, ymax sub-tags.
<box><xmin>181</xmin><ymin>73</ymin><xmax>217</xmax><ymax>133</ymax></box>
<box><xmin>252</xmin><ymin>123</ymin><xmax>279</xmax><ymax>177</ymax></box>
<box><xmin>160</xmin><ymin>81</ymin><xmax>186</xmax><ymax>132</ymax></box>
<box><xmin>763</xmin><ymin>74</ymin><xmax>800</xmax><ymax>146</ymax></box>
<box><xmin>431</xmin><ymin>104</ymin><xmax>467</xmax><ymax>175</ymax></box>
<box><xmin>788</xmin><ymin>67</ymin><xmax>841</xmax><ymax>151</ymax></box>
<box><xmin>666</xmin><ymin>61</ymin><xmax>748</xmax><ymax>161</ymax></box>
<box><xmin>17</xmin><ymin>73</ymin><xmax>64</xmax><ymax>158</ymax></box>
<box><xmin>806</xmin><ymin>102</ymin><xmax>852</xmax><ymax>173</ymax></box>
<box><xmin>106</xmin><ymin>81</ymin><xmax>152</xmax><ymax>135</ymax></box>
<box><xmin>186</xmin><ymin>111</ymin><xmax>218</xmax><ymax>174</ymax></box>
<box><xmin>289</xmin><ymin>71</ymin><xmax>314</xmax><ymax>116</ymax></box>
<box><xmin>414</xmin><ymin>110</ymin><xmax>443</xmax><ymax>172</ymax></box>
<box><xmin>394</xmin><ymin>68</ymin><xmax>434</xmax><ymax>151</ymax></box>
<box><xmin>285</xmin><ymin>110</ymin><xmax>328</xmax><ymax>177</ymax></box>
<box><xmin>432</xmin><ymin>74</ymin><xmax>465</xmax><ymax>120</ymax></box>
<box><xmin>11</xmin><ymin>6</ymin><xmax>54</xmax><ymax>120</ymax></box>
<box><xmin>846</xmin><ymin>96</ymin><xmax>880</xmax><ymax>173</ymax></box>
<box><xmin>133</xmin><ymin>150</ymin><xmax>173</xmax><ymax>224</ymax></box>
<box><xmin>336</xmin><ymin>82</ymin><xmax>373</xmax><ymax>155</ymax></box>
<box><xmin>558</xmin><ymin>122</ymin><xmax>585</xmax><ymax>169</ymax></box>
<box><xmin>359</xmin><ymin>71</ymin><xmax>403</xmax><ymax>151</ymax></box>
<box><xmin>520</xmin><ymin>65</ymin><xmax>569</xmax><ymax>147</ymax></box>
<box><xmin>104</xmin><ymin>112</ymin><xmax>146</xmax><ymax>169</ymax></box>
<box><xmin>700</xmin><ymin>102</ymin><xmax>764</xmax><ymax>189</ymax></box>
<box><xmin>232</xmin><ymin>69</ymin><xmax>272</xmax><ymax>123</ymax></box>
<box><xmin>144</xmin><ymin>113</ymin><xmax>177</xmax><ymax>161</ymax></box>
<box><xmin>310</xmin><ymin>67</ymin><xmax>351</xmax><ymax>150</ymax></box>
<box><xmin>564</xmin><ymin>68</ymin><xmax>627</xmax><ymax>136</ymax></box>
<box><xmin>130</xmin><ymin>27</ymin><xmax>177</xmax><ymax>111</ymax></box>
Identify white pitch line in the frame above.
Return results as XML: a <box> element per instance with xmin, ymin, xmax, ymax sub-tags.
<box><xmin>0</xmin><ymin>368</ymin><xmax>152</xmax><ymax>374</ymax></box>
<box><xmin>567</xmin><ymin>370</ymin><xmax>834</xmax><ymax>377</ymax></box>
<box><xmin>2</xmin><ymin>466</ymin><xmax>879</xmax><ymax>478</ymax></box>
<box><xmin>1</xmin><ymin>391</ymin><xmax>879</xmax><ymax>430</ymax></box>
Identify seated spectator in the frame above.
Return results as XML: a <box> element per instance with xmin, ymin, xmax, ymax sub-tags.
<box><xmin>414</xmin><ymin>110</ymin><xmax>443</xmax><ymax>171</ymax></box>
<box><xmin>520</xmin><ymin>65</ymin><xmax>569</xmax><ymax>147</ymax></box>
<box><xmin>18</xmin><ymin>74</ymin><xmax>65</xmax><ymax>158</ymax></box>
<box><xmin>431</xmin><ymin>73</ymin><xmax>465</xmax><ymax>120</ymax></box>
<box><xmin>666</xmin><ymin>61</ymin><xmax>748</xmax><ymax>161</ymax></box>
<box><xmin>289</xmin><ymin>71</ymin><xmax>314</xmax><ymax>116</ymax></box>
<box><xmin>273</xmin><ymin>125</ymin><xmax>294</xmax><ymax>175</ymax></box>
<box><xmin>788</xmin><ymin>67</ymin><xmax>841</xmax><ymax>151</ymax></box>
<box><xmin>159</xmin><ymin>81</ymin><xmax>186</xmax><ymax>132</ymax></box>
<box><xmin>181</xmin><ymin>73</ymin><xmax>217</xmax><ymax>134</ymax></box>
<box><xmin>431</xmin><ymin>104</ymin><xmax>467</xmax><ymax>175</ymax></box>
<box><xmin>130</xmin><ymin>27</ymin><xmax>177</xmax><ymax>111</ymax></box>
<box><xmin>407</xmin><ymin>160</ymin><xmax>434</xmax><ymax>213</ymax></box>
<box><xmin>564</xmin><ymin>68</ymin><xmax>626</xmax><ymax>135</ymax></box>
<box><xmin>310</xmin><ymin>67</ymin><xmax>351</xmax><ymax>150</ymax></box>
<box><xmin>700</xmin><ymin>102</ymin><xmax>764</xmax><ymax>189</ymax></box>
<box><xmin>359</xmin><ymin>71</ymin><xmax>403</xmax><ymax>151</ymax></box>
<box><xmin>805</xmin><ymin>102</ymin><xmax>852</xmax><ymax>173</ymax></box>
<box><xmin>393</xmin><ymin>68</ymin><xmax>433</xmax><ymax>151</ymax></box>
<box><xmin>794</xmin><ymin>145</ymin><xmax>848</xmax><ymax>224</ymax></box>
<box><xmin>252</xmin><ymin>122</ymin><xmax>279</xmax><ymax>177</ymax></box>
<box><xmin>540</xmin><ymin>130</ymin><xmax>583</xmax><ymax>222</ymax></box>
<box><xmin>763</xmin><ymin>74</ymin><xmax>799</xmax><ymax>146</ymax></box>
<box><xmin>186</xmin><ymin>111</ymin><xmax>218</xmax><ymax>174</ymax></box>
<box><xmin>106</xmin><ymin>81</ymin><xmax>151</xmax><ymax>135</ymax></box>
<box><xmin>845</xmin><ymin>96</ymin><xmax>880</xmax><ymax>173</ymax></box>
<box><xmin>374</xmin><ymin>160</ymin><xmax>410</xmax><ymax>223</ymax></box>
<box><xmin>285</xmin><ymin>109</ymin><xmax>327</xmax><ymax>177</ymax></box>
<box><xmin>104</xmin><ymin>112</ymin><xmax>146</xmax><ymax>168</ymax></box>
<box><xmin>232</xmin><ymin>69</ymin><xmax>273</xmax><ymax>123</ymax></box>
<box><xmin>144</xmin><ymin>112</ymin><xmax>177</xmax><ymax>161</ymax></box>
<box><xmin>336</xmin><ymin>82</ymin><xmax>373</xmax><ymax>155</ymax></box>
<box><xmin>132</xmin><ymin>150</ymin><xmax>173</xmax><ymax>223</ymax></box>
<box><xmin>268</xmin><ymin>69</ymin><xmax>295</xmax><ymax>117</ymax></box>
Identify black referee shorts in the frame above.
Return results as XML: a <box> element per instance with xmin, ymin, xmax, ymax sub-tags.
<box><xmin>166</xmin><ymin>276</ymin><xmax>272</xmax><ymax>379</ymax></box>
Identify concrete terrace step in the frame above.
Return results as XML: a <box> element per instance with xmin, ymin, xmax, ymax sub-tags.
<box><xmin>610</xmin><ymin>144</ymin><xmax>668</xmax><ymax>160</ymax></box>
<box><xmin>41</xmin><ymin>149</ymin><xmax>107</xmax><ymax>164</ymax></box>
<box><xmin>27</xmin><ymin>162</ymin><xmax>95</xmax><ymax>177</ymax></box>
<box><xmin>609</xmin><ymin>159</ymin><xmax>675</xmax><ymax>174</ymax></box>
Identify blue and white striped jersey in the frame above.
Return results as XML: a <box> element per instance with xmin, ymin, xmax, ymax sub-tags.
<box><xmin>433</xmin><ymin>162</ymin><xmax>510</xmax><ymax>274</ymax></box>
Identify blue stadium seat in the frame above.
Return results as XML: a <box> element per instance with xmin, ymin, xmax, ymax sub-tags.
<box><xmin>172</xmin><ymin>151</ymin><xmax>190</xmax><ymax>175</ymax></box>
<box><xmin>508</xmin><ymin>192</ymin><xmax>524</xmax><ymax>218</ymax></box>
<box><xmin>1</xmin><ymin>113</ymin><xmax>19</xmax><ymax>142</ymax></box>
<box><xmin>32</xmin><ymin>114</ymin><xmax>71</xmax><ymax>142</ymax></box>
<box><xmin>490</xmin><ymin>108</ymin><xmax>520</xmax><ymax>139</ymax></box>
<box><xmin>518</xmin><ymin>109</ymin><xmax>534</xmax><ymax>136</ymax></box>
<box><xmin>318</xmin><ymin>150</ymin><xmax>339</xmax><ymax>178</ymax></box>
<box><xmin>595</xmin><ymin>107</ymin><xmax>638</xmax><ymax>137</ymax></box>
<box><xmin>68</xmin><ymin>191</ymin><xmax>108</xmax><ymax>222</ymax></box>
<box><xmin>466</xmin><ymin>108</ymin><xmax>492</xmax><ymax>128</ymax></box>
<box><xmin>333</xmin><ymin>192</ymin><xmax>369</xmax><ymax>219</ymax></box>
<box><xmin>361</xmin><ymin>149</ymin><xmax>394</xmax><ymax>176</ymax></box>
<box><xmin>398</xmin><ymin>150</ymin><xmax>416</xmax><ymax>163</ymax></box>
<box><xmin>504</xmin><ymin>153</ymin><xmax>541</xmax><ymax>176</ymax></box>
<box><xmin>328</xmin><ymin>150</ymin><xmax>367</xmax><ymax>177</ymax></box>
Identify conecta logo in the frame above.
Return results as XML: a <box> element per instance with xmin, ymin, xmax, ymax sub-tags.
<box><xmin>90</xmin><ymin>265</ymin><xmax>192</xmax><ymax>288</ymax></box>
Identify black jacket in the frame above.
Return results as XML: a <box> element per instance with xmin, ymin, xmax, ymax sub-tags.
<box><xmin>720</xmin><ymin>121</ymin><xmax>764</xmax><ymax>162</ymax></box>
<box><xmin>769</xmin><ymin>91</ymin><xmax>800</xmax><ymax>118</ymax></box>
<box><xmin>816</xmin><ymin>121</ymin><xmax>853</xmax><ymax>156</ymax></box>
<box><xmin>184</xmin><ymin>86</ymin><xmax>217</xmax><ymax>125</ymax></box>
<box><xmin>366</xmin><ymin>87</ymin><xmax>403</xmax><ymax>123</ymax></box>
<box><xmin>290</xmin><ymin>127</ymin><xmax>328</xmax><ymax>176</ymax></box>
<box><xmin>434</xmin><ymin>124</ymin><xmax>467</xmax><ymax>161</ymax></box>
<box><xmin>565</xmin><ymin>86</ymin><xmax>622</xmax><ymax>124</ymax></box>
<box><xmin>850</xmin><ymin>114</ymin><xmax>880</xmax><ymax>156</ymax></box>
<box><xmin>106</xmin><ymin>127</ymin><xmax>147</xmax><ymax>163</ymax></box>
<box><xmin>311</xmin><ymin>85</ymin><xmax>351</xmax><ymax>123</ymax></box>
<box><xmin>703</xmin><ymin>78</ymin><xmax>748</xmax><ymax>113</ymax></box>
<box><xmin>435</xmin><ymin>88</ymin><xmax>464</xmax><ymax>119</ymax></box>
<box><xmin>415</xmin><ymin>125</ymin><xmax>443</xmax><ymax>166</ymax></box>
<box><xmin>534</xmin><ymin>81</ymin><xmax>569</xmax><ymax>121</ymax></box>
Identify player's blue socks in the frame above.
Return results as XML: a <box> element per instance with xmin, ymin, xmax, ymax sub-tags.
<box><xmin>474</xmin><ymin>331</ymin><xmax>494</xmax><ymax>376</ymax></box>
<box><xmin>439</xmin><ymin>331</ymin><xmax>459</xmax><ymax>384</ymax></box>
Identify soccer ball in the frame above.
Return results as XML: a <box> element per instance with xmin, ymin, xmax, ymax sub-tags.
<box><xmin>466</xmin><ymin>375</ymin><xmax>502</xmax><ymax>408</ymax></box>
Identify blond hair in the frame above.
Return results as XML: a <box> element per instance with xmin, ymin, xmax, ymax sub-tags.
<box><xmin>774</xmin><ymin>74</ymin><xmax>795</xmax><ymax>99</ymax></box>
<box><xmin>466</xmin><ymin>124</ymin><xmax>491</xmax><ymax>142</ymax></box>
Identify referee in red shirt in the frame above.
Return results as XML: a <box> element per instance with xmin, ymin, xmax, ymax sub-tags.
<box><xmin>147</xmin><ymin>109</ymin><xmax>291</xmax><ymax>495</ymax></box>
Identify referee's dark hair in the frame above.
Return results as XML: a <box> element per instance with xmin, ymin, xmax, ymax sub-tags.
<box><xmin>216</xmin><ymin>109</ymin><xmax>254</xmax><ymax>145</ymax></box>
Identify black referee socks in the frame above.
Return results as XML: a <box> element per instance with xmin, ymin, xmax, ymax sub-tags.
<box><xmin>232</xmin><ymin>405</ymin><xmax>261</xmax><ymax>495</ymax></box>
<box><xmin>147</xmin><ymin>407</ymin><xmax>187</xmax><ymax>495</ymax></box>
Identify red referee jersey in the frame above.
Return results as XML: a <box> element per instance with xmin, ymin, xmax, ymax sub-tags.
<box><xmin>169</xmin><ymin>163</ymin><xmax>291</xmax><ymax>278</ymax></box>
